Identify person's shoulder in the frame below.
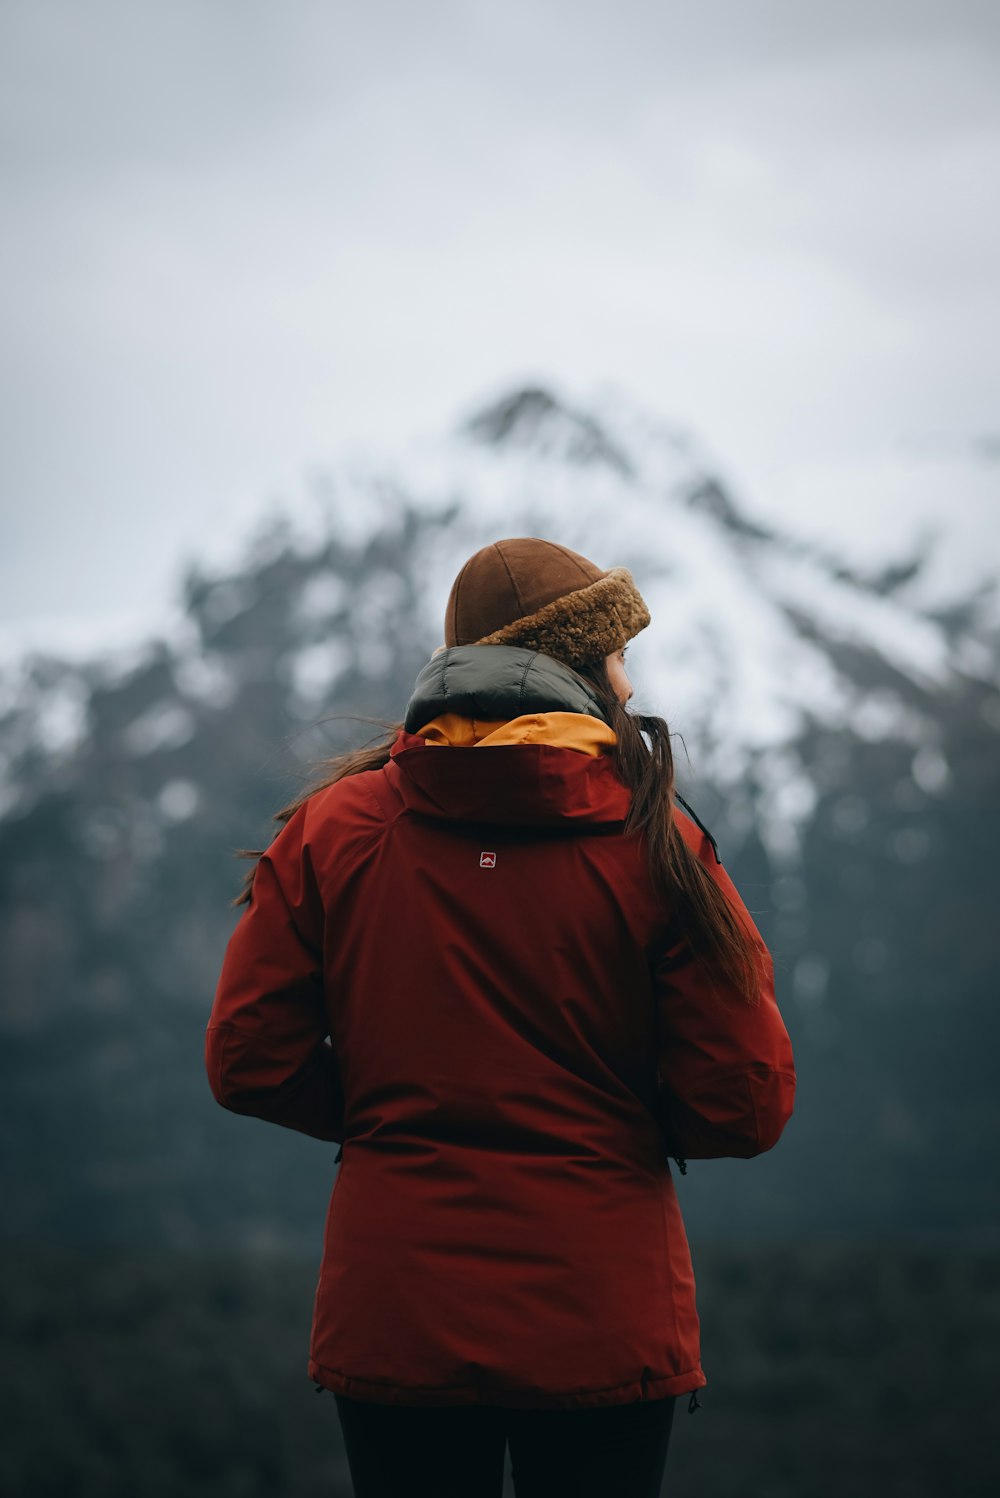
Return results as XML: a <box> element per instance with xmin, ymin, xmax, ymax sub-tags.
<box><xmin>304</xmin><ymin>764</ymin><xmax>398</xmax><ymax>834</ymax></box>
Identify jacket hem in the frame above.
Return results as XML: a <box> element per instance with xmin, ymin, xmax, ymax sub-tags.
<box><xmin>307</xmin><ymin>1357</ymin><xmax>707</xmax><ymax>1408</ymax></box>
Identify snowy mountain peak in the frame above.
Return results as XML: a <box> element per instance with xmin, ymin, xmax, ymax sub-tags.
<box><xmin>461</xmin><ymin>385</ymin><xmax>633</xmax><ymax>475</ymax></box>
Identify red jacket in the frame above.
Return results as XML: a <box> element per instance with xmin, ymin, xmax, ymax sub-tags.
<box><xmin>206</xmin><ymin>710</ymin><xmax>796</xmax><ymax>1409</ymax></box>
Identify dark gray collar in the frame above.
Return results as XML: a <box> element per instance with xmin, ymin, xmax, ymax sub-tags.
<box><xmin>403</xmin><ymin>645</ymin><xmax>610</xmax><ymax>733</ymax></box>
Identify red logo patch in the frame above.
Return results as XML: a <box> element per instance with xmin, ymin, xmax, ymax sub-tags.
<box><xmin>479</xmin><ymin>851</ymin><xmax>497</xmax><ymax>868</ymax></box>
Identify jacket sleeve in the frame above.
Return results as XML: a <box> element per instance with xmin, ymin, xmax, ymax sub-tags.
<box><xmin>205</xmin><ymin>803</ymin><xmax>345</xmax><ymax>1143</ymax></box>
<box><xmin>651</xmin><ymin>819</ymin><xmax>796</xmax><ymax>1164</ymax></box>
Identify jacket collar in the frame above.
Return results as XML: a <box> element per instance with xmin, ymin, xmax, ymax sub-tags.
<box><xmin>413</xmin><ymin>710</ymin><xmax>616</xmax><ymax>757</ymax></box>
<box><xmin>403</xmin><ymin>645</ymin><xmax>611</xmax><ymax>734</ymax></box>
<box><xmin>390</xmin><ymin>644</ymin><xmax>629</xmax><ymax>828</ymax></box>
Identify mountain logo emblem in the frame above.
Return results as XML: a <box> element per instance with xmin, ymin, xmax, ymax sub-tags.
<box><xmin>479</xmin><ymin>851</ymin><xmax>497</xmax><ymax>868</ymax></box>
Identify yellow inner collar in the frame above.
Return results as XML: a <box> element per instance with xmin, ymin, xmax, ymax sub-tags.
<box><xmin>414</xmin><ymin>711</ymin><xmax>617</xmax><ymax>758</ymax></box>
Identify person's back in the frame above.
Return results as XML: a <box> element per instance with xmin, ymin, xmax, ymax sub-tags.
<box><xmin>205</xmin><ymin>538</ymin><xmax>797</xmax><ymax>1496</ymax></box>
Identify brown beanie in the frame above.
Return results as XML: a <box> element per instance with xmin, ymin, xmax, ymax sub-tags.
<box><xmin>443</xmin><ymin>538</ymin><xmax>651</xmax><ymax>670</ymax></box>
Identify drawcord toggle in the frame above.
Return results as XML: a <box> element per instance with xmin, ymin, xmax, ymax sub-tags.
<box><xmin>314</xmin><ymin>1382</ymin><xmax>325</xmax><ymax>1394</ymax></box>
<box><xmin>688</xmin><ymin>1390</ymin><xmax>701</xmax><ymax>1414</ymax></box>
<box><xmin>673</xmin><ymin>1156</ymin><xmax>688</xmax><ymax>1175</ymax></box>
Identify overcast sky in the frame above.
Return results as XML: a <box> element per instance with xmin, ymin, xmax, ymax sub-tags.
<box><xmin>2</xmin><ymin>0</ymin><xmax>998</xmax><ymax>656</ymax></box>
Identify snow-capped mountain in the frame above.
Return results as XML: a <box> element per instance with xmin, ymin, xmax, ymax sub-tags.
<box><xmin>3</xmin><ymin>382</ymin><xmax>993</xmax><ymax>864</ymax></box>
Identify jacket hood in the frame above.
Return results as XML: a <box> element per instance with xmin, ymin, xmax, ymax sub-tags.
<box><xmin>391</xmin><ymin>645</ymin><xmax>631</xmax><ymax>828</ymax></box>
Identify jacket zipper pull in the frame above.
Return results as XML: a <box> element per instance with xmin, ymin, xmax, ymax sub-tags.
<box><xmin>688</xmin><ymin>1390</ymin><xmax>702</xmax><ymax>1414</ymax></box>
<box><xmin>314</xmin><ymin>1381</ymin><xmax>325</xmax><ymax>1393</ymax></box>
<box><xmin>673</xmin><ymin>1155</ymin><xmax>688</xmax><ymax>1175</ymax></box>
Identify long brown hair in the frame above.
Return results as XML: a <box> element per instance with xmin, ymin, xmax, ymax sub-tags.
<box><xmin>230</xmin><ymin>660</ymin><xmax>765</xmax><ymax>1007</ymax></box>
<box><xmin>573</xmin><ymin>656</ymin><xmax>766</xmax><ymax>1009</ymax></box>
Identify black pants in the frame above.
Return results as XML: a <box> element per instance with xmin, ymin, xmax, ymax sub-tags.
<box><xmin>334</xmin><ymin>1392</ymin><xmax>677</xmax><ymax>1498</ymax></box>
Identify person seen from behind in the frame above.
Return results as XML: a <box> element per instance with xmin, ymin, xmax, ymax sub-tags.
<box><xmin>205</xmin><ymin>536</ymin><xmax>797</xmax><ymax>1498</ymax></box>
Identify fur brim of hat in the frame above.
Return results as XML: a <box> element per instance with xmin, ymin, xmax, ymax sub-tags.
<box><xmin>471</xmin><ymin>566</ymin><xmax>650</xmax><ymax>669</ymax></box>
